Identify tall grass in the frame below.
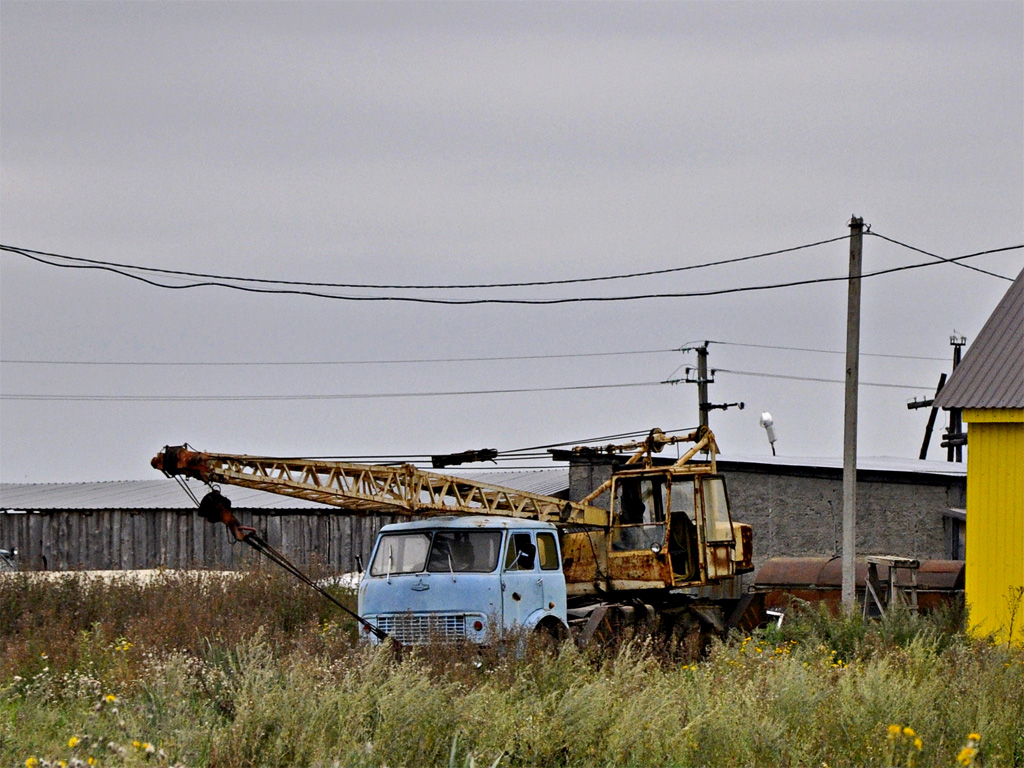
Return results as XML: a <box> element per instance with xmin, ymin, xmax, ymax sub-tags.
<box><xmin>2</xmin><ymin>572</ymin><xmax>1021</xmax><ymax>767</ymax></box>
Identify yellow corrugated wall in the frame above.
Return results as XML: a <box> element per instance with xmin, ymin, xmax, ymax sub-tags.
<box><xmin>963</xmin><ymin>409</ymin><xmax>1024</xmax><ymax>644</ymax></box>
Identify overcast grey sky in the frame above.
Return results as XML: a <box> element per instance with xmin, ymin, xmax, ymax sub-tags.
<box><xmin>1</xmin><ymin>1</ymin><xmax>1022</xmax><ymax>484</ymax></box>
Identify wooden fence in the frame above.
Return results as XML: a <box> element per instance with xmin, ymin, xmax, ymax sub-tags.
<box><xmin>0</xmin><ymin>509</ymin><xmax>401</xmax><ymax>572</ymax></box>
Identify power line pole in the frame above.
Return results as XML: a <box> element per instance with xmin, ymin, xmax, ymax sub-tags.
<box><xmin>945</xmin><ymin>334</ymin><xmax>967</xmax><ymax>462</ymax></box>
<box><xmin>696</xmin><ymin>344</ymin><xmax>710</xmax><ymax>429</ymax></box>
<box><xmin>684</xmin><ymin>342</ymin><xmax>744</xmax><ymax>429</ymax></box>
<box><xmin>842</xmin><ymin>216</ymin><xmax>864</xmax><ymax>612</ymax></box>
<box><xmin>907</xmin><ymin>373</ymin><xmax>948</xmax><ymax>460</ymax></box>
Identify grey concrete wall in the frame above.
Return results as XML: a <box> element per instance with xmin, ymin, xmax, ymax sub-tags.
<box><xmin>723</xmin><ymin>468</ymin><xmax>964</xmax><ymax>566</ymax></box>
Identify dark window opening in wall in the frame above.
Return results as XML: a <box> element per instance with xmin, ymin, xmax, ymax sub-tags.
<box><xmin>945</xmin><ymin>509</ymin><xmax>966</xmax><ymax>560</ymax></box>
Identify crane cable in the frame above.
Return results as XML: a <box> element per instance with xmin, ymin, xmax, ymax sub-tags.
<box><xmin>236</xmin><ymin>525</ymin><xmax>395</xmax><ymax>646</ymax></box>
<box><xmin>171</xmin><ymin>477</ymin><xmax>396</xmax><ymax>646</ymax></box>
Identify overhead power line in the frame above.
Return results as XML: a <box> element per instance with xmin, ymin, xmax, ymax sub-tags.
<box><xmin>0</xmin><ymin>347</ymin><xmax>676</xmax><ymax>367</ymax></box>
<box><xmin>0</xmin><ymin>341</ymin><xmax>950</xmax><ymax>367</ymax></box>
<box><xmin>1</xmin><ymin>236</ymin><xmax>848</xmax><ymax>290</ymax></box>
<box><xmin>0</xmin><ymin>380</ymin><xmax>664</xmax><ymax>402</ymax></box>
<box><xmin>4</xmin><ymin>242</ymin><xmax>1018</xmax><ymax>305</ymax></box>
<box><xmin>707</xmin><ymin>368</ymin><xmax>931</xmax><ymax>390</ymax></box>
<box><xmin>2</xmin><ymin>364</ymin><xmax>937</xmax><ymax>402</ymax></box>
<box><xmin>707</xmin><ymin>340</ymin><xmax>948</xmax><ymax>362</ymax></box>
<box><xmin>868</xmin><ymin>231</ymin><xmax>1015</xmax><ymax>280</ymax></box>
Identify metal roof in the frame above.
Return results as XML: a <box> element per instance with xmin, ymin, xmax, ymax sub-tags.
<box><xmin>934</xmin><ymin>267</ymin><xmax>1024</xmax><ymax>410</ymax></box>
<box><xmin>0</xmin><ymin>469</ymin><xmax>570</xmax><ymax>511</ymax></box>
<box><xmin>717</xmin><ymin>454</ymin><xmax>967</xmax><ymax>477</ymax></box>
<box><xmin>0</xmin><ymin>479</ymin><xmax>325</xmax><ymax>511</ymax></box>
<box><xmin>443</xmin><ymin>468</ymin><xmax>570</xmax><ymax>498</ymax></box>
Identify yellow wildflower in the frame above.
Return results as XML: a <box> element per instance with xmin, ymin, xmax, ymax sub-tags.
<box><xmin>133</xmin><ymin>741</ymin><xmax>141</xmax><ymax>749</ymax></box>
<box><xmin>26</xmin><ymin>758</ymin><xmax>39</xmax><ymax>768</ymax></box>
<box><xmin>105</xmin><ymin>694</ymin><xmax>117</xmax><ymax>703</ymax></box>
<box><xmin>968</xmin><ymin>732</ymin><xmax>980</xmax><ymax>741</ymax></box>
<box><xmin>88</xmin><ymin>759</ymin><xmax>97</xmax><ymax>766</ymax></box>
<box><xmin>887</xmin><ymin>724</ymin><xmax>902</xmax><ymax>739</ymax></box>
<box><xmin>957</xmin><ymin>746</ymin><xmax>978</xmax><ymax>766</ymax></box>
<box><xmin>913</xmin><ymin>737</ymin><xmax>923</xmax><ymax>751</ymax></box>
<box><xmin>903</xmin><ymin>726</ymin><xmax>916</xmax><ymax>738</ymax></box>
<box><xmin>69</xmin><ymin>736</ymin><xmax>80</xmax><ymax>748</ymax></box>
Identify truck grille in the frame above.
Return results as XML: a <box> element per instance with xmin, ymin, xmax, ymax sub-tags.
<box><xmin>374</xmin><ymin>614</ymin><xmax>468</xmax><ymax>644</ymax></box>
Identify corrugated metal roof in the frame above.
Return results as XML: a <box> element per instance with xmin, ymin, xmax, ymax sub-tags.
<box><xmin>0</xmin><ymin>480</ymin><xmax>326</xmax><ymax>510</ymax></box>
<box><xmin>444</xmin><ymin>468</ymin><xmax>570</xmax><ymax>498</ymax></box>
<box><xmin>934</xmin><ymin>267</ymin><xmax>1024</xmax><ymax>409</ymax></box>
<box><xmin>0</xmin><ymin>469</ymin><xmax>571</xmax><ymax>511</ymax></box>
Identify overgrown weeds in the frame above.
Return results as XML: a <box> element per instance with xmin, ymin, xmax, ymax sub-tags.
<box><xmin>2</xmin><ymin>574</ymin><xmax>1022</xmax><ymax>767</ymax></box>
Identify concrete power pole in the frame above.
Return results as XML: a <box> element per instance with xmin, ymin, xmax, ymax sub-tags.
<box><xmin>842</xmin><ymin>216</ymin><xmax>864</xmax><ymax>612</ymax></box>
<box><xmin>696</xmin><ymin>344</ymin><xmax>710</xmax><ymax>429</ymax></box>
<box><xmin>686</xmin><ymin>342</ymin><xmax>744</xmax><ymax>430</ymax></box>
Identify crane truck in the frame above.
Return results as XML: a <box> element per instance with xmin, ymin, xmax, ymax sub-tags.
<box><xmin>152</xmin><ymin>426</ymin><xmax>754</xmax><ymax>647</ymax></box>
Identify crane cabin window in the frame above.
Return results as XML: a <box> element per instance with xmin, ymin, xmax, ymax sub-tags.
<box><xmin>612</xmin><ymin>476</ymin><xmax>667</xmax><ymax>551</ymax></box>
<box><xmin>701</xmin><ymin>475</ymin><xmax>734</xmax><ymax>543</ymax></box>
<box><xmin>669</xmin><ymin>478</ymin><xmax>699</xmax><ymax>580</ymax></box>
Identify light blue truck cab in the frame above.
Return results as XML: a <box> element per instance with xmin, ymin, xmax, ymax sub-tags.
<box><xmin>357</xmin><ymin>515</ymin><xmax>568</xmax><ymax>645</ymax></box>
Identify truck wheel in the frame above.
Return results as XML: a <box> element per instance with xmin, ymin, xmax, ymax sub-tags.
<box><xmin>668</xmin><ymin>612</ymin><xmax>715</xmax><ymax>659</ymax></box>
<box><xmin>531</xmin><ymin>619</ymin><xmax>569</xmax><ymax>655</ymax></box>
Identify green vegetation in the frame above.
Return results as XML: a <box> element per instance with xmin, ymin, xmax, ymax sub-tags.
<box><xmin>1</xmin><ymin>571</ymin><xmax>1021</xmax><ymax>767</ymax></box>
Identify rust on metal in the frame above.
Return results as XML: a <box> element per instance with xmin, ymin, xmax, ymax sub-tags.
<box><xmin>607</xmin><ymin>548</ymin><xmax>672</xmax><ymax>587</ymax></box>
<box><xmin>753</xmin><ymin>556</ymin><xmax>965</xmax><ymax>613</ymax></box>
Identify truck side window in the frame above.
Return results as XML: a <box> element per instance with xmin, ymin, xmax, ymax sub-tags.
<box><xmin>537</xmin><ymin>532</ymin><xmax>559</xmax><ymax>570</ymax></box>
<box><xmin>504</xmin><ymin>532</ymin><xmax>536</xmax><ymax>571</ymax></box>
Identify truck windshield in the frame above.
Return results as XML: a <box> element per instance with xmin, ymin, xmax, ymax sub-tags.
<box><xmin>427</xmin><ymin>531</ymin><xmax>502</xmax><ymax>573</ymax></box>
<box><xmin>370</xmin><ymin>530</ymin><xmax>503</xmax><ymax>576</ymax></box>
<box><xmin>369</xmin><ymin>533</ymin><xmax>431</xmax><ymax>576</ymax></box>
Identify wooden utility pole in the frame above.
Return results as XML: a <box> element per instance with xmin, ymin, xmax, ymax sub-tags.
<box><xmin>842</xmin><ymin>216</ymin><xmax>864</xmax><ymax>612</ymax></box>
<box><xmin>907</xmin><ymin>373</ymin><xmax>947</xmax><ymax>460</ymax></box>
<box><xmin>946</xmin><ymin>334</ymin><xmax>967</xmax><ymax>462</ymax></box>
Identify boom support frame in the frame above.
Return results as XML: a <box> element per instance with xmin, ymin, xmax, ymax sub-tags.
<box><xmin>153</xmin><ymin>447</ymin><xmax>610</xmax><ymax>527</ymax></box>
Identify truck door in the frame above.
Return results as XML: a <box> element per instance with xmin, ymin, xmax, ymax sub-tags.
<box><xmin>500</xmin><ymin>531</ymin><xmax>545</xmax><ymax>630</ymax></box>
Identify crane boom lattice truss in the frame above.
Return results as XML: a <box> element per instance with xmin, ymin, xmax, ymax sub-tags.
<box><xmin>153</xmin><ymin>447</ymin><xmax>611</xmax><ymax>527</ymax></box>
